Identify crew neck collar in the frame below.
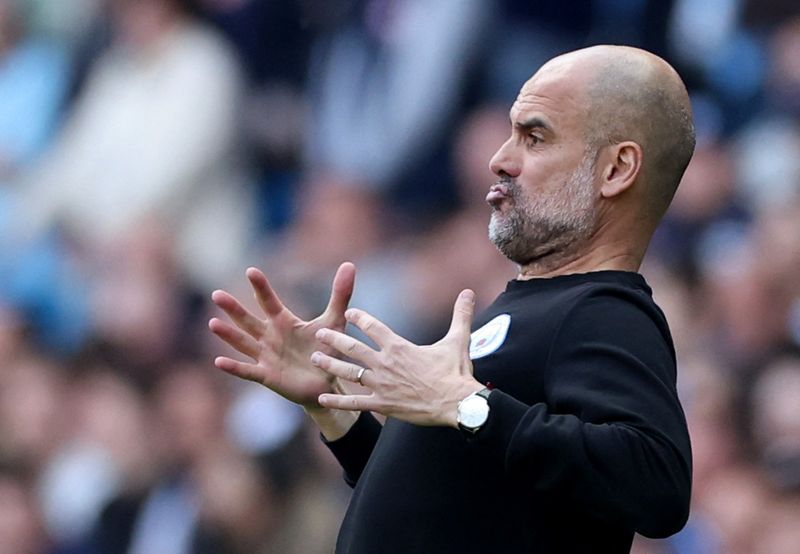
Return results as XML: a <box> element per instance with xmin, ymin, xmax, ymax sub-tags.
<box><xmin>505</xmin><ymin>270</ymin><xmax>649</xmax><ymax>292</ymax></box>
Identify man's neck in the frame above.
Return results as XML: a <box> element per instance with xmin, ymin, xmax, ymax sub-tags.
<box><xmin>516</xmin><ymin>241</ymin><xmax>643</xmax><ymax>280</ymax></box>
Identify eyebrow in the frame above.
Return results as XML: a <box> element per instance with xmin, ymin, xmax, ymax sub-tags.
<box><xmin>513</xmin><ymin>116</ymin><xmax>553</xmax><ymax>134</ymax></box>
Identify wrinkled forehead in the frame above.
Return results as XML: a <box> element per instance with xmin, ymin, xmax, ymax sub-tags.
<box><xmin>510</xmin><ymin>60</ymin><xmax>593</xmax><ymax>132</ymax></box>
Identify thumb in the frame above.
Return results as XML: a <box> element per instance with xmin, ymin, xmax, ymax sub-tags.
<box><xmin>447</xmin><ymin>289</ymin><xmax>475</xmax><ymax>344</ymax></box>
<box><xmin>324</xmin><ymin>262</ymin><xmax>356</xmax><ymax>319</ymax></box>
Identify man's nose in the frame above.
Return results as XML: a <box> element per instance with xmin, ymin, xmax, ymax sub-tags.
<box><xmin>489</xmin><ymin>139</ymin><xmax>521</xmax><ymax>178</ymax></box>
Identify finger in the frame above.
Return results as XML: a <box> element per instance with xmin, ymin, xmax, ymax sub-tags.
<box><xmin>209</xmin><ymin>318</ymin><xmax>261</xmax><ymax>359</ymax></box>
<box><xmin>310</xmin><ymin>351</ymin><xmax>375</xmax><ymax>387</ymax></box>
<box><xmin>315</xmin><ymin>328</ymin><xmax>379</xmax><ymax>367</ymax></box>
<box><xmin>324</xmin><ymin>262</ymin><xmax>356</xmax><ymax>319</ymax></box>
<box><xmin>317</xmin><ymin>392</ymin><xmax>382</xmax><ymax>413</ymax></box>
<box><xmin>446</xmin><ymin>289</ymin><xmax>476</xmax><ymax>344</ymax></box>
<box><xmin>344</xmin><ymin>308</ymin><xmax>396</xmax><ymax>347</ymax></box>
<box><xmin>246</xmin><ymin>267</ymin><xmax>284</xmax><ymax>317</ymax></box>
<box><xmin>214</xmin><ymin>356</ymin><xmax>267</xmax><ymax>383</ymax></box>
<box><xmin>211</xmin><ymin>290</ymin><xmax>265</xmax><ymax>338</ymax></box>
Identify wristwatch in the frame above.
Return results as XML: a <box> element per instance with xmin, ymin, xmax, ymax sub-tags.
<box><xmin>456</xmin><ymin>387</ymin><xmax>492</xmax><ymax>434</ymax></box>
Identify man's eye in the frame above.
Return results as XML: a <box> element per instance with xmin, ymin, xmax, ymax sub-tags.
<box><xmin>527</xmin><ymin>134</ymin><xmax>542</xmax><ymax>146</ymax></box>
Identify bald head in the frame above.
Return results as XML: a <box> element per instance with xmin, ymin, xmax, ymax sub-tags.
<box><xmin>538</xmin><ymin>46</ymin><xmax>696</xmax><ymax>217</ymax></box>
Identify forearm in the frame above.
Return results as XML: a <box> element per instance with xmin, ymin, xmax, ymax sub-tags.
<box><xmin>305</xmin><ymin>406</ymin><xmax>359</xmax><ymax>441</ymax></box>
<box><xmin>476</xmin><ymin>390</ymin><xmax>691</xmax><ymax>537</ymax></box>
<box><xmin>321</xmin><ymin>410</ymin><xmax>384</xmax><ymax>488</ymax></box>
<box><xmin>304</xmin><ymin>379</ymin><xmax>361</xmax><ymax>440</ymax></box>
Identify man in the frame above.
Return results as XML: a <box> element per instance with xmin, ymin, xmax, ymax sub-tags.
<box><xmin>209</xmin><ymin>45</ymin><xmax>694</xmax><ymax>553</ymax></box>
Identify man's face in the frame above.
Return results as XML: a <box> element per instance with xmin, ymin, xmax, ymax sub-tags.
<box><xmin>487</xmin><ymin>66</ymin><xmax>600</xmax><ymax>265</ymax></box>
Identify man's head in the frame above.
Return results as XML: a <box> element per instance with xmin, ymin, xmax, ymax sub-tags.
<box><xmin>488</xmin><ymin>45</ymin><xmax>695</xmax><ymax>268</ymax></box>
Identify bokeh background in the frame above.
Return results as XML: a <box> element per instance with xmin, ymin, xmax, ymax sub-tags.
<box><xmin>1</xmin><ymin>0</ymin><xmax>799</xmax><ymax>552</ymax></box>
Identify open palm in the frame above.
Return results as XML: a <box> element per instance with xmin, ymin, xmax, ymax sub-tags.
<box><xmin>209</xmin><ymin>263</ymin><xmax>355</xmax><ymax>409</ymax></box>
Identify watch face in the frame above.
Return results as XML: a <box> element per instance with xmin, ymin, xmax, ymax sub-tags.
<box><xmin>459</xmin><ymin>395</ymin><xmax>490</xmax><ymax>429</ymax></box>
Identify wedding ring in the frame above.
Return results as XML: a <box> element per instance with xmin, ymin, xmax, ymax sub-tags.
<box><xmin>356</xmin><ymin>366</ymin><xmax>368</xmax><ymax>385</ymax></box>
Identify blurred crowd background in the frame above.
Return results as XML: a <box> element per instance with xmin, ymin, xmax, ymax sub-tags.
<box><xmin>1</xmin><ymin>0</ymin><xmax>799</xmax><ymax>552</ymax></box>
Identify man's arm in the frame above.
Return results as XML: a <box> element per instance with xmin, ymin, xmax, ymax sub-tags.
<box><xmin>447</xmin><ymin>290</ymin><xmax>691</xmax><ymax>538</ymax></box>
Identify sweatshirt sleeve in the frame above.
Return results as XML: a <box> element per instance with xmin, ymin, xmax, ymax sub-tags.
<box><xmin>322</xmin><ymin>411</ymin><xmax>383</xmax><ymax>487</ymax></box>
<box><xmin>470</xmin><ymin>289</ymin><xmax>692</xmax><ymax>538</ymax></box>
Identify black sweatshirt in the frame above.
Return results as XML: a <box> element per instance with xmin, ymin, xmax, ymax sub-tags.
<box><xmin>325</xmin><ymin>271</ymin><xmax>692</xmax><ymax>553</ymax></box>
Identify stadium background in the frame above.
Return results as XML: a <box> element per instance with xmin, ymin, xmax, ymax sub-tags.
<box><xmin>1</xmin><ymin>0</ymin><xmax>799</xmax><ymax>552</ymax></box>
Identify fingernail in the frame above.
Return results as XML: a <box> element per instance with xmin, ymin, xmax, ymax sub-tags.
<box><xmin>462</xmin><ymin>290</ymin><xmax>475</xmax><ymax>303</ymax></box>
<box><xmin>311</xmin><ymin>352</ymin><xmax>321</xmax><ymax>364</ymax></box>
<box><xmin>345</xmin><ymin>309</ymin><xmax>355</xmax><ymax>320</ymax></box>
<box><xmin>315</xmin><ymin>329</ymin><xmax>326</xmax><ymax>339</ymax></box>
<box><xmin>318</xmin><ymin>394</ymin><xmax>329</xmax><ymax>406</ymax></box>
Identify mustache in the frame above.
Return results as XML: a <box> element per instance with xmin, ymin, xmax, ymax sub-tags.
<box><xmin>493</xmin><ymin>176</ymin><xmax>518</xmax><ymax>197</ymax></box>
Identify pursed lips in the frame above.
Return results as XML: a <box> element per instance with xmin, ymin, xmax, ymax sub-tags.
<box><xmin>486</xmin><ymin>182</ymin><xmax>510</xmax><ymax>208</ymax></box>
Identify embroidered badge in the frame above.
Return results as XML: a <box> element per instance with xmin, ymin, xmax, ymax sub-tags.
<box><xmin>469</xmin><ymin>314</ymin><xmax>511</xmax><ymax>360</ymax></box>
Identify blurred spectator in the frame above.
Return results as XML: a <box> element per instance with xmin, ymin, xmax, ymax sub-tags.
<box><xmin>197</xmin><ymin>0</ymin><xmax>322</xmax><ymax>231</ymax></box>
<box><xmin>305</xmin><ymin>0</ymin><xmax>491</xmax><ymax>199</ymax></box>
<box><xmin>0</xmin><ymin>304</ymin><xmax>25</xmax><ymax>361</ymax></box>
<box><xmin>652</xmin><ymin>139</ymin><xmax>748</xmax><ymax>280</ymax></box>
<box><xmin>0</xmin><ymin>354</ymin><xmax>67</xmax><ymax>471</ymax></box>
<box><xmin>21</xmin><ymin>0</ymin><xmax>102</xmax><ymax>46</ymax></box>
<box><xmin>250</xmin><ymin>172</ymin><xmax>416</xmax><ymax>341</ymax></box>
<box><xmin>0</xmin><ymin>469</ymin><xmax>48</xmax><ymax>554</ymax></box>
<box><xmin>699</xmin><ymin>238</ymin><xmax>786</xmax><ymax>366</ymax></box>
<box><xmin>88</xmin><ymin>219</ymin><xmax>187</xmax><ymax>373</ymax></box>
<box><xmin>91</xmin><ymin>363</ymin><xmax>228</xmax><ymax>554</ymax></box>
<box><xmin>751</xmin><ymin>203</ymin><xmax>800</xmax><ymax>348</ymax></box>
<box><xmin>484</xmin><ymin>0</ymin><xmax>593</xmax><ymax>102</ymax></box>
<box><xmin>34</xmin><ymin>367</ymin><xmax>152</xmax><ymax>547</ymax></box>
<box><xmin>0</xmin><ymin>0</ymin><xmax>69</xmax><ymax>182</ymax></box>
<box><xmin>732</xmin><ymin>117</ymin><xmax>800</xmax><ymax>212</ymax></box>
<box><xmin>16</xmin><ymin>0</ymin><xmax>255</xmax><ymax>291</ymax></box>
<box><xmin>765</xmin><ymin>17</ymin><xmax>800</xmax><ymax>116</ymax></box>
<box><xmin>746</xmin><ymin>354</ymin><xmax>800</xmax><ymax>493</ymax></box>
<box><xmin>588</xmin><ymin>0</ymin><xmax>675</xmax><ymax>56</ymax></box>
<box><xmin>757</xmin><ymin>497</ymin><xmax>800</xmax><ymax>554</ymax></box>
<box><xmin>0</xmin><ymin>1</ymin><xmax>73</xmax><ymax>349</ymax></box>
<box><xmin>191</xmin><ymin>444</ymin><xmax>279</xmax><ymax>553</ymax></box>
<box><xmin>742</xmin><ymin>0</ymin><xmax>800</xmax><ymax>28</ymax></box>
<box><xmin>695</xmin><ymin>464</ymin><xmax>772</xmax><ymax>554</ymax></box>
<box><xmin>669</xmin><ymin>0</ymin><xmax>769</xmax><ymax>133</ymax></box>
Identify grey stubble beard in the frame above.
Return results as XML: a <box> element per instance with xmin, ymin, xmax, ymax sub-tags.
<box><xmin>488</xmin><ymin>152</ymin><xmax>599</xmax><ymax>266</ymax></box>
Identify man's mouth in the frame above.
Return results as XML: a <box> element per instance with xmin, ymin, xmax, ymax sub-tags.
<box><xmin>486</xmin><ymin>182</ymin><xmax>510</xmax><ymax>208</ymax></box>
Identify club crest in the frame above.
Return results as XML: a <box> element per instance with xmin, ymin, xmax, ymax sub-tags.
<box><xmin>469</xmin><ymin>314</ymin><xmax>511</xmax><ymax>360</ymax></box>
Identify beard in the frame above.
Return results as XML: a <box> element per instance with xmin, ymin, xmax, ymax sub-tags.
<box><xmin>488</xmin><ymin>152</ymin><xmax>599</xmax><ymax>265</ymax></box>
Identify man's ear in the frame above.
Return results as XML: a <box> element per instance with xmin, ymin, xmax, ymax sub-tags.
<box><xmin>600</xmin><ymin>141</ymin><xmax>643</xmax><ymax>199</ymax></box>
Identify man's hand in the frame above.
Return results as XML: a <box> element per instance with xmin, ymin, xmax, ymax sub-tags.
<box><xmin>208</xmin><ymin>262</ymin><xmax>356</xmax><ymax>411</ymax></box>
<box><xmin>310</xmin><ymin>289</ymin><xmax>484</xmax><ymax>427</ymax></box>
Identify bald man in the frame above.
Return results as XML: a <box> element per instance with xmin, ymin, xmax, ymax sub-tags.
<box><xmin>210</xmin><ymin>45</ymin><xmax>695</xmax><ymax>553</ymax></box>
